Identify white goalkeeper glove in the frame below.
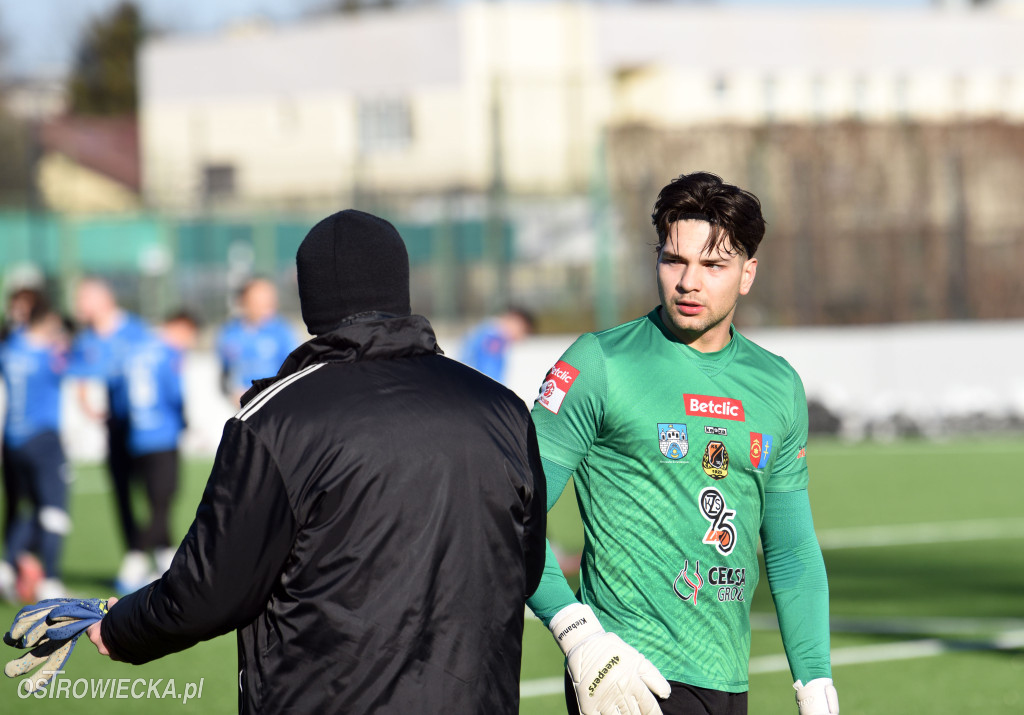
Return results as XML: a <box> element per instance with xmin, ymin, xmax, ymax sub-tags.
<box><xmin>549</xmin><ymin>603</ymin><xmax>671</xmax><ymax>715</ymax></box>
<box><xmin>794</xmin><ymin>678</ymin><xmax>839</xmax><ymax>715</ymax></box>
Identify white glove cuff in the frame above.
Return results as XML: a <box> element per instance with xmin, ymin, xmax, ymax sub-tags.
<box><xmin>548</xmin><ymin>603</ymin><xmax>605</xmax><ymax>656</ymax></box>
<box><xmin>794</xmin><ymin>677</ymin><xmax>839</xmax><ymax>715</ymax></box>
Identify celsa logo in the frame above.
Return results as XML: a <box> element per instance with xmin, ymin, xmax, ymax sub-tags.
<box><xmin>684</xmin><ymin>394</ymin><xmax>745</xmax><ymax>422</ymax></box>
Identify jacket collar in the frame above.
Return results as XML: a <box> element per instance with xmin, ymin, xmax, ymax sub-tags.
<box><xmin>240</xmin><ymin>312</ymin><xmax>442</xmax><ymax>407</ymax></box>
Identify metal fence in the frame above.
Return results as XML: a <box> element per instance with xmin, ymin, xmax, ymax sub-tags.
<box><xmin>0</xmin><ymin>210</ymin><xmax>516</xmax><ymax>327</ymax></box>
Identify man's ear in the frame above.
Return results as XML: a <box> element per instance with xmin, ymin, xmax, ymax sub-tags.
<box><xmin>739</xmin><ymin>257</ymin><xmax>758</xmax><ymax>296</ymax></box>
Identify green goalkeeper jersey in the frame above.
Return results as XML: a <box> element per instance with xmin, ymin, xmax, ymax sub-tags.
<box><xmin>531</xmin><ymin>308</ymin><xmax>810</xmax><ymax>692</ymax></box>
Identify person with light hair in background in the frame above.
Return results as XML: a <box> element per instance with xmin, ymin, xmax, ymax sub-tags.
<box><xmin>216</xmin><ymin>278</ymin><xmax>297</xmax><ymax>406</ymax></box>
<box><xmin>0</xmin><ymin>296</ymin><xmax>72</xmax><ymax>602</ymax></box>
<box><xmin>68</xmin><ymin>278</ymin><xmax>154</xmax><ymax>593</ymax></box>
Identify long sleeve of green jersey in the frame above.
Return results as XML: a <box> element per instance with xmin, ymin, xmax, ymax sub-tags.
<box><xmin>760</xmin><ymin>488</ymin><xmax>832</xmax><ymax>684</ymax></box>
<box><xmin>525</xmin><ymin>334</ymin><xmax>607</xmax><ymax>624</ymax></box>
<box><xmin>526</xmin><ymin>458</ymin><xmax>580</xmax><ymax>624</ymax></box>
<box><xmin>760</xmin><ymin>365</ymin><xmax>830</xmax><ymax>683</ymax></box>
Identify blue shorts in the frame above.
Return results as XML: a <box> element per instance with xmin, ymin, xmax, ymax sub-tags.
<box><xmin>2</xmin><ymin>430</ymin><xmax>68</xmax><ymax>511</ymax></box>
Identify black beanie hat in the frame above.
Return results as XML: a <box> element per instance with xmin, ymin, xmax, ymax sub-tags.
<box><xmin>296</xmin><ymin>209</ymin><xmax>411</xmax><ymax>335</ymax></box>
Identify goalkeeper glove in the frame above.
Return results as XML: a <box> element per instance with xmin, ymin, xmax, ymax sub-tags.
<box><xmin>550</xmin><ymin>603</ymin><xmax>671</xmax><ymax>715</ymax></box>
<box><xmin>4</xmin><ymin>597</ymin><xmax>109</xmax><ymax>692</ymax></box>
<box><xmin>795</xmin><ymin>678</ymin><xmax>839</xmax><ymax>715</ymax></box>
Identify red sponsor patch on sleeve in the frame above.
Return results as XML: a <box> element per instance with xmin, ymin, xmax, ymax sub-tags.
<box><xmin>536</xmin><ymin>360</ymin><xmax>580</xmax><ymax>415</ymax></box>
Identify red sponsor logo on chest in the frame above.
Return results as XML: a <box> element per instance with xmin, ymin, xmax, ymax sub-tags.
<box><xmin>684</xmin><ymin>394</ymin><xmax>745</xmax><ymax>422</ymax></box>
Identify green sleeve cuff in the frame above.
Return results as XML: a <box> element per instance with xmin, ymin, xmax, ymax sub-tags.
<box><xmin>526</xmin><ymin>540</ymin><xmax>580</xmax><ymax>626</ymax></box>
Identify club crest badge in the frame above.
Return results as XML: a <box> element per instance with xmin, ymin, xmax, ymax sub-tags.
<box><xmin>658</xmin><ymin>423</ymin><xmax>688</xmax><ymax>460</ymax></box>
<box><xmin>702</xmin><ymin>440</ymin><xmax>729</xmax><ymax>479</ymax></box>
<box><xmin>749</xmin><ymin>432</ymin><xmax>774</xmax><ymax>469</ymax></box>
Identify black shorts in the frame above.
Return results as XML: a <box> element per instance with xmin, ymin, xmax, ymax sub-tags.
<box><xmin>564</xmin><ymin>671</ymin><xmax>748</xmax><ymax>715</ymax></box>
<box><xmin>132</xmin><ymin>449</ymin><xmax>179</xmax><ymax>490</ymax></box>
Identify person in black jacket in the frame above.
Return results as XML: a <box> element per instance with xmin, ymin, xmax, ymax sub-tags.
<box><xmin>86</xmin><ymin>209</ymin><xmax>548</xmax><ymax>713</ymax></box>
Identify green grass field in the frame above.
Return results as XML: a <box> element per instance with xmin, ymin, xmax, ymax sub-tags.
<box><xmin>2</xmin><ymin>438</ymin><xmax>1023</xmax><ymax>712</ymax></box>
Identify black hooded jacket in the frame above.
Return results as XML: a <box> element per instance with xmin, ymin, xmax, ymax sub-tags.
<box><xmin>101</xmin><ymin>314</ymin><xmax>547</xmax><ymax>713</ymax></box>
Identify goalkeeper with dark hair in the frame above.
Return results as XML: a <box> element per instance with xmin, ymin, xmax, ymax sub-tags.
<box><xmin>527</xmin><ymin>172</ymin><xmax>838</xmax><ymax>715</ymax></box>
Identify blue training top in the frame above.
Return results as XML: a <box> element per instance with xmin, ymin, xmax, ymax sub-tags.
<box><xmin>122</xmin><ymin>330</ymin><xmax>186</xmax><ymax>456</ymax></box>
<box><xmin>460</xmin><ymin>322</ymin><xmax>509</xmax><ymax>383</ymax></box>
<box><xmin>68</xmin><ymin>313</ymin><xmax>151</xmax><ymax>422</ymax></box>
<box><xmin>216</xmin><ymin>316</ymin><xmax>296</xmax><ymax>393</ymax></box>
<box><xmin>0</xmin><ymin>331</ymin><xmax>67</xmax><ymax>447</ymax></box>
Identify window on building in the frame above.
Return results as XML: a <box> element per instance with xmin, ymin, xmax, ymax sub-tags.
<box><xmin>762</xmin><ymin>75</ymin><xmax>776</xmax><ymax>121</ymax></box>
<box><xmin>951</xmin><ymin>75</ymin><xmax>967</xmax><ymax>116</ymax></box>
<box><xmin>811</xmin><ymin>75</ymin><xmax>826</xmax><ymax>120</ymax></box>
<box><xmin>713</xmin><ymin>75</ymin><xmax>729</xmax><ymax>101</ymax></box>
<box><xmin>202</xmin><ymin>164</ymin><xmax>236</xmax><ymax>201</ymax></box>
<box><xmin>358</xmin><ymin>98</ymin><xmax>413</xmax><ymax>154</ymax></box>
<box><xmin>276</xmin><ymin>101</ymin><xmax>299</xmax><ymax>133</ymax></box>
<box><xmin>852</xmin><ymin>75</ymin><xmax>868</xmax><ymax>119</ymax></box>
<box><xmin>894</xmin><ymin>75</ymin><xmax>909</xmax><ymax>121</ymax></box>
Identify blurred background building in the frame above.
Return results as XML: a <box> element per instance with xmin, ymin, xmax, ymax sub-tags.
<box><xmin>2</xmin><ymin>0</ymin><xmax>1024</xmax><ymax>449</ymax></box>
<box><xmin>140</xmin><ymin>1</ymin><xmax>1024</xmax><ymax>211</ymax></box>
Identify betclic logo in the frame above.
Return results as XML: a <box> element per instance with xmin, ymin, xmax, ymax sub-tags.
<box><xmin>537</xmin><ymin>360</ymin><xmax>580</xmax><ymax>415</ymax></box>
<box><xmin>684</xmin><ymin>394</ymin><xmax>745</xmax><ymax>422</ymax></box>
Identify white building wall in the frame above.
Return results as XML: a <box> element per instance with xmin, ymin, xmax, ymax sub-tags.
<box><xmin>139</xmin><ymin>3</ymin><xmax>1024</xmax><ymax>209</ymax></box>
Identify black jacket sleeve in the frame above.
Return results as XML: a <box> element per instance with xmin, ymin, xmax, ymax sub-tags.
<box><xmin>522</xmin><ymin>419</ymin><xmax>548</xmax><ymax>598</ymax></box>
<box><xmin>101</xmin><ymin>418</ymin><xmax>297</xmax><ymax>664</ymax></box>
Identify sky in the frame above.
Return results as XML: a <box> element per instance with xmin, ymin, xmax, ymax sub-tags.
<box><xmin>0</xmin><ymin>0</ymin><xmax>933</xmax><ymax>78</ymax></box>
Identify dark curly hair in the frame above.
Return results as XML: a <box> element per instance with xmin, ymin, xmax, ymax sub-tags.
<box><xmin>651</xmin><ymin>172</ymin><xmax>766</xmax><ymax>258</ymax></box>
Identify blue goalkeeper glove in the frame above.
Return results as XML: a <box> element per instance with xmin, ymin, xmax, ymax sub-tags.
<box><xmin>4</xmin><ymin>598</ymin><xmax>109</xmax><ymax>692</ymax></box>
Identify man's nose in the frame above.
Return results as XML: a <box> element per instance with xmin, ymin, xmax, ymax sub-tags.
<box><xmin>678</xmin><ymin>266</ymin><xmax>700</xmax><ymax>293</ymax></box>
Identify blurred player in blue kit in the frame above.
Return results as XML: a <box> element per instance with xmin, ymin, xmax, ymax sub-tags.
<box><xmin>460</xmin><ymin>307</ymin><xmax>534</xmax><ymax>384</ymax></box>
<box><xmin>217</xmin><ymin>278</ymin><xmax>296</xmax><ymax>405</ymax></box>
<box><xmin>70</xmin><ymin>279</ymin><xmax>198</xmax><ymax>593</ymax></box>
<box><xmin>70</xmin><ymin>279</ymin><xmax>151</xmax><ymax>591</ymax></box>
<box><xmin>119</xmin><ymin>311</ymin><xmax>200</xmax><ymax>588</ymax></box>
<box><xmin>0</xmin><ymin>297</ymin><xmax>71</xmax><ymax>602</ymax></box>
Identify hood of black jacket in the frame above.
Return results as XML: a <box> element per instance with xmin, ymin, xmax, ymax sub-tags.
<box><xmin>240</xmin><ymin>312</ymin><xmax>442</xmax><ymax>407</ymax></box>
